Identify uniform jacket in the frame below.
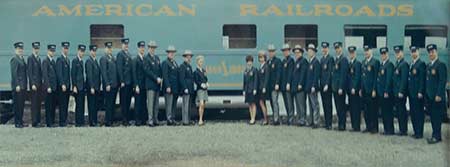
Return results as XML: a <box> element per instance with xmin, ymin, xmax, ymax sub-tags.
<box><xmin>42</xmin><ymin>56</ymin><xmax>57</xmax><ymax>91</ymax></box>
<box><xmin>27</xmin><ymin>54</ymin><xmax>41</xmax><ymax>88</ymax></box>
<box><xmin>85</xmin><ymin>56</ymin><xmax>101</xmax><ymax>91</ymax></box>
<box><xmin>10</xmin><ymin>55</ymin><xmax>27</xmax><ymax>90</ymax></box>
<box><xmin>116</xmin><ymin>50</ymin><xmax>133</xmax><ymax>85</ymax></box>
<box><xmin>71</xmin><ymin>56</ymin><xmax>85</xmax><ymax>91</ymax></box>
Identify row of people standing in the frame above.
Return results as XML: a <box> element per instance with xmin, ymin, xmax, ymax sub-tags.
<box><xmin>10</xmin><ymin>39</ymin><xmax>209</xmax><ymax>128</ymax></box>
<box><xmin>242</xmin><ymin>42</ymin><xmax>447</xmax><ymax>144</ymax></box>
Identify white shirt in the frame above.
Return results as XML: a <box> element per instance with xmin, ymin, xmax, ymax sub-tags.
<box><xmin>382</xmin><ymin>59</ymin><xmax>388</xmax><ymax>66</ymax></box>
<box><xmin>366</xmin><ymin>55</ymin><xmax>372</xmax><ymax>63</ymax></box>
<box><xmin>310</xmin><ymin>55</ymin><xmax>316</xmax><ymax>63</ymax></box>
<box><xmin>412</xmin><ymin>57</ymin><xmax>419</xmax><ymax>65</ymax></box>
<box><xmin>430</xmin><ymin>58</ymin><xmax>437</xmax><ymax>65</ymax></box>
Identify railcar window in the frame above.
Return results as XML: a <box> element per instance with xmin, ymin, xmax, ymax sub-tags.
<box><xmin>284</xmin><ymin>25</ymin><xmax>318</xmax><ymax>48</ymax></box>
<box><xmin>90</xmin><ymin>24</ymin><xmax>124</xmax><ymax>48</ymax></box>
<box><xmin>222</xmin><ymin>24</ymin><xmax>256</xmax><ymax>49</ymax></box>
<box><xmin>344</xmin><ymin>25</ymin><xmax>387</xmax><ymax>49</ymax></box>
<box><xmin>404</xmin><ymin>25</ymin><xmax>448</xmax><ymax>48</ymax></box>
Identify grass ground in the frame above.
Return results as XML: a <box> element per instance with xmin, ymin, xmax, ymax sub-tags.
<box><xmin>0</xmin><ymin>122</ymin><xmax>448</xmax><ymax>167</ymax></box>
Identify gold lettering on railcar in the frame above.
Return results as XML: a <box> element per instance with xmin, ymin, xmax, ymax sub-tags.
<box><xmin>205</xmin><ymin>61</ymin><xmax>245</xmax><ymax>76</ymax></box>
<box><xmin>240</xmin><ymin>4</ymin><xmax>414</xmax><ymax>17</ymax></box>
<box><xmin>33</xmin><ymin>4</ymin><xmax>196</xmax><ymax>16</ymax></box>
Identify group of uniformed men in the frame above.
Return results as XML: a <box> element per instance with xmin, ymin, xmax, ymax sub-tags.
<box><xmin>245</xmin><ymin>42</ymin><xmax>446</xmax><ymax>144</ymax></box>
<box><xmin>10</xmin><ymin>38</ymin><xmax>202</xmax><ymax>129</ymax></box>
<box><xmin>8</xmin><ymin>38</ymin><xmax>448</xmax><ymax>144</ymax></box>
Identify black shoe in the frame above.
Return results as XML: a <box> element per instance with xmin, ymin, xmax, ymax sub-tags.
<box><xmin>272</xmin><ymin>121</ymin><xmax>280</xmax><ymax>126</ymax></box>
<box><xmin>32</xmin><ymin>124</ymin><xmax>41</xmax><ymax>128</ymax></box>
<box><xmin>298</xmin><ymin>123</ymin><xmax>306</xmax><ymax>127</ymax></box>
<box><xmin>122</xmin><ymin>121</ymin><xmax>130</xmax><ymax>126</ymax></box>
<box><xmin>427</xmin><ymin>137</ymin><xmax>441</xmax><ymax>144</ymax></box>
<box><xmin>148</xmin><ymin>122</ymin><xmax>155</xmax><ymax>127</ymax></box>
<box><xmin>370</xmin><ymin>130</ymin><xmax>379</xmax><ymax>134</ymax></box>
<box><xmin>167</xmin><ymin>120</ymin><xmax>175</xmax><ymax>126</ymax></box>
<box><xmin>15</xmin><ymin>124</ymin><xmax>24</xmax><ymax>128</ymax></box>
<box><xmin>182</xmin><ymin>122</ymin><xmax>190</xmax><ymax>126</ymax></box>
<box><xmin>105</xmin><ymin>123</ymin><xmax>112</xmax><ymax>127</ymax></box>
<box><xmin>325</xmin><ymin>126</ymin><xmax>332</xmax><ymax>130</ymax></box>
<box><xmin>248</xmin><ymin>121</ymin><xmax>256</xmax><ymax>125</ymax></box>
<box><xmin>396</xmin><ymin>132</ymin><xmax>407</xmax><ymax>136</ymax></box>
<box><xmin>362</xmin><ymin>129</ymin><xmax>370</xmax><ymax>133</ymax></box>
<box><xmin>75</xmin><ymin>124</ymin><xmax>83</xmax><ymax>127</ymax></box>
<box><xmin>89</xmin><ymin>123</ymin><xmax>97</xmax><ymax>127</ymax></box>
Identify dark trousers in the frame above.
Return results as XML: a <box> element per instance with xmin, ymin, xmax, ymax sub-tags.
<box><xmin>380</xmin><ymin>96</ymin><xmax>394</xmax><ymax>134</ymax></box>
<box><xmin>120</xmin><ymin>85</ymin><xmax>133</xmax><ymax>123</ymax></box>
<box><xmin>348</xmin><ymin>93</ymin><xmax>361</xmax><ymax>130</ymax></box>
<box><xmin>45</xmin><ymin>92</ymin><xmax>56</xmax><ymax>126</ymax></box>
<box><xmin>105</xmin><ymin>88</ymin><xmax>118</xmax><ymax>126</ymax></box>
<box><xmin>427</xmin><ymin>98</ymin><xmax>445</xmax><ymax>140</ymax></box>
<box><xmin>281</xmin><ymin>91</ymin><xmax>294</xmax><ymax>124</ymax></box>
<box><xmin>30</xmin><ymin>89</ymin><xmax>42</xmax><ymax>126</ymax></box>
<box><xmin>395</xmin><ymin>97</ymin><xmax>408</xmax><ymax>133</ymax></box>
<box><xmin>12</xmin><ymin>91</ymin><xmax>25</xmax><ymax>126</ymax></box>
<box><xmin>87</xmin><ymin>92</ymin><xmax>98</xmax><ymax>126</ymax></box>
<box><xmin>321</xmin><ymin>91</ymin><xmax>333</xmax><ymax>127</ymax></box>
<box><xmin>58</xmin><ymin>90</ymin><xmax>70</xmax><ymax>126</ymax></box>
<box><xmin>134</xmin><ymin>90</ymin><xmax>147</xmax><ymax>125</ymax></box>
<box><xmin>74</xmin><ymin>91</ymin><xmax>85</xmax><ymax>126</ymax></box>
<box><xmin>363</xmin><ymin>93</ymin><xmax>378</xmax><ymax>132</ymax></box>
<box><xmin>410</xmin><ymin>97</ymin><xmax>424</xmax><ymax>136</ymax></box>
<box><xmin>334</xmin><ymin>92</ymin><xmax>347</xmax><ymax>129</ymax></box>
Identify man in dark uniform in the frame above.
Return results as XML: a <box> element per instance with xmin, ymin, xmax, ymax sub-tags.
<box><xmin>280</xmin><ymin>44</ymin><xmax>295</xmax><ymax>125</ymax></box>
<box><xmin>319</xmin><ymin>42</ymin><xmax>334</xmax><ymax>130</ymax></box>
<box><xmin>116</xmin><ymin>38</ymin><xmax>133</xmax><ymax>125</ymax></box>
<box><xmin>305</xmin><ymin>44</ymin><xmax>321</xmax><ymax>128</ymax></box>
<box><xmin>347</xmin><ymin>46</ymin><xmax>362</xmax><ymax>132</ymax></box>
<box><xmin>331</xmin><ymin>42</ymin><xmax>349</xmax><ymax>131</ymax></box>
<box><xmin>408</xmin><ymin>46</ymin><xmax>426</xmax><ymax>139</ymax></box>
<box><xmin>425</xmin><ymin>44</ymin><xmax>447</xmax><ymax>144</ymax></box>
<box><xmin>10</xmin><ymin>42</ymin><xmax>27</xmax><ymax>128</ymax></box>
<box><xmin>42</xmin><ymin>44</ymin><xmax>58</xmax><ymax>127</ymax></box>
<box><xmin>377</xmin><ymin>47</ymin><xmax>394</xmax><ymax>135</ymax></box>
<box><xmin>133</xmin><ymin>41</ymin><xmax>147</xmax><ymax>126</ymax></box>
<box><xmin>100</xmin><ymin>42</ymin><xmax>119</xmax><ymax>127</ymax></box>
<box><xmin>27</xmin><ymin>42</ymin><xmax>42</xmax><ymax>127</ymax></box>
<box><xmin>56</xmin><ymin>42</ymin><xmax>71</xmax><ymax>127</ymax></box>
<box><xmin>291</xmin><ymin>45</ymin><xmax>308</xmax><ymax>126</ymax></box>
<box><xmin>179</xmin><ymin>50</ymin><xmax>195</xmax><ymax>126</ymax></box>
<box><xmin>71</xmin><ymin>45</ymin><xmax>86</xmax><ymax>127</ymax></box>
<box><xmin>392</xmin><ymin>45</ymin><xmax>409</xmax><ymax>136</ymax></box>
<box><xmin>266</xmin><ymin>44</ymin><xmax>282</xmax><ymax>125</ymax></box>
<box><xmin>144</xmin><ymin>41</ymin><xmax>162</xmax><ymax>127</ymax></box>
<box><xmin>361</xmin><ymin>45</ymin><xmax>380</xmax><ymax>134</ymax></box>
<box><xmin>162</xmin><ymin>45</ymin><xmax>179</xmax><ymax>126</ymax></box>
<box><xmin>85</xmin><ymin>45</ymin><xmax>101</xmax><ymax>127</ymax></box>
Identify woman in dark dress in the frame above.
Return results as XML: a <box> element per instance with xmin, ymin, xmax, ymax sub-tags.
<box><xmin>257</xmin><ymin>50</ymin><xmax>269</xmax><ymax>125</ymax></box>
<box><xmin>193</xmin><ymin>55</ymin><xmax>208</xmax><ymax>126</ymax></box>
<box><xmin>243</xmin><ymin>55</ymin><xmax>258</xmax><ymax>125</ymax></box>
